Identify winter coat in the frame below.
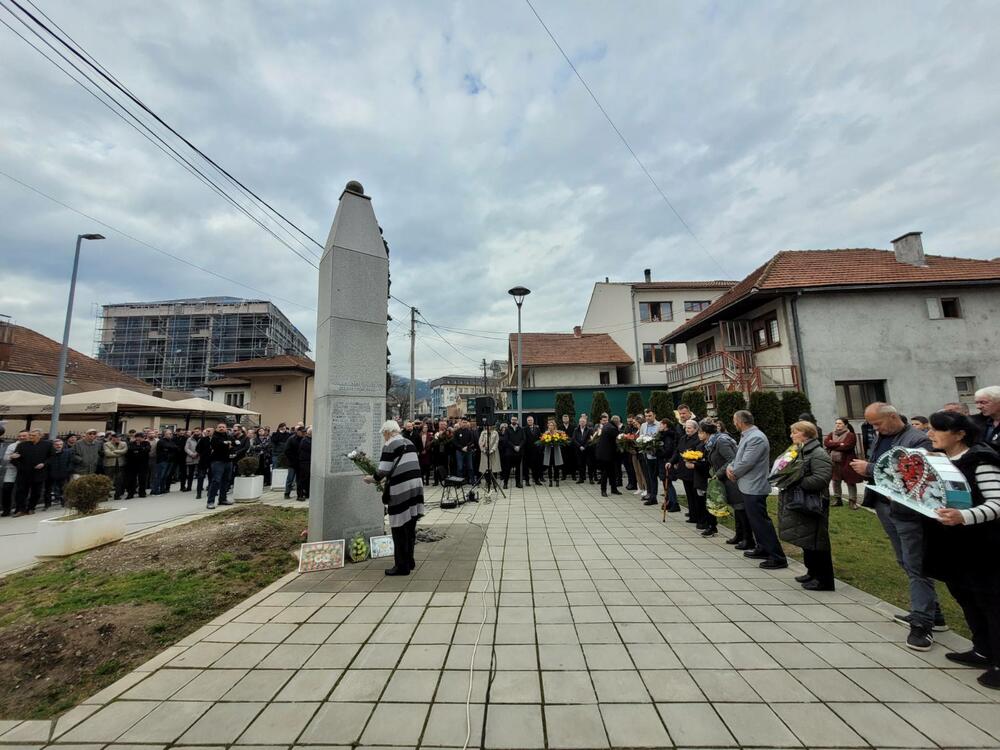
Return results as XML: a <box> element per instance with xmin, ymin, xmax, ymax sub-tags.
<box><xmin>47</xmin><ymin>449</ymin><xmax>73</xmax><ymax>481</ymax></box>
<box><xmin>184</xmin><ymin>436</ymin><xmax>200</xmax><ymax>466</ymax></box>
<box><xmin>297</xmin><ymin>436</ymin><xmax>312</xmax><ymax>472</ymax></box>
<box><xmin>102</xmin><ymin>440</ymin><xmax>128</xmax><ymax>469</ymax></box>
<box><xmin>71</xmin><ymin>439</ymin><xmax>102</xmax><ymax>475</ymax></box>
<box><xmin>823</xmin><ymin>429</ymin><xmax>862</xmax><ymax>483</ymax></box>
<box><xmin>1</xmin><ymin>440</ymin><xmax>16</xmax><ymax>483</ymax></box>
<box><xmin>12</xmin><ymin>439</ymin><xmax>54</xmax><ymax>480</ymax></box>
<box><xmin>671</xmin><ymin>433</ymin><xmax>703</xmax><ymax>481</ymax></box>
<box><xmin>125</xmin><ymin>440</ymin><xmax>151</xmax><ymax>469</ymax></box>
<box><xmin>478</xmin><ymin>429</ymin><xmax>499</xmax><ymax>472</ymax></box>
<box><xmin>155</xmin><ymin>437</ymin><xmax>178</xmax><ymax>464</ymax></box>
<box><xmin>777</xmin><ymin>439</ymin><xmax>833</xmax><ymax>551</ymax></box>
<box><xmin>594</xmin><ymin>424</ymin><xmax>619</xmax><ymax>463</ymax></box>
<box><xmin>541</xmin><ymin>432</ymin><xmax>564</xmax><ymax>468</ymax></box>
<box><xmin>702</xmin><ymin>433</ymin><xmax>743</xmax><ymax>509</ymax></box>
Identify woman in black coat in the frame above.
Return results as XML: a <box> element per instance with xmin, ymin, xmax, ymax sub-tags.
<box><xmin>671</xmin><ymin>420</ymin><xmax>704</xmax><ymax>526</ymax></box>
<box><xmin>692</xmin><ymin>420</ymin><xmax>737</xmax><ymax>538</ymax></box>
<box><xmin>594</xmin><ymin>416</ymin><xmax>620</xmax><ymax>497</ymax></box>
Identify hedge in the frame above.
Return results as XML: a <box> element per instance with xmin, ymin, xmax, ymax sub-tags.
<box><xmin>715</xmin><ymin>390</ymin><xmax>746</xmax><ymax>438</ymax></box>
<box><xmin>749</xmin><ymin>390</ymin><xmax>787</xmax><ymax>460</ymax></box>
<box><xmin>589</xmin><ymin>391</ymin><xmax>611</xmax><ymax>421</ymax></box>
<box><xmin>555</xmin><ymin>392</ymin><xmax>576</xmax><ymax>422</ymax></box>
<box><xmin>680</xmin><ymin>389</ymin><xmax>708</xmax><ymax>421</ymax></box>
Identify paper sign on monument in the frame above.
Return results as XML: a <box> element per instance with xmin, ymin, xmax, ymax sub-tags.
<box><xmin>869</xmin><ymin>446</ymin><xmax>972</xmax><ymax>518</ymax></box>
<box><xmin>298</xmin><ymin>539</ymin><xmax>345</xmax><ymax>572</ymax></box>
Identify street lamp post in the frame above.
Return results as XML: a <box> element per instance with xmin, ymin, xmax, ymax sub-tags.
<box><xmin>50</xmin><ymin>233</ymin><xmax>105</xmax><ymax>438</ymax></box>
<box><xmin>507</xmin><ymin>286</ymin><xmax>530</xmax><ymax>426</ymax></box>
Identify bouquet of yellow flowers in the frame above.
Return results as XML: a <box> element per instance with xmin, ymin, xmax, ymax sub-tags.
<box><xmin>537</xmin><ymin>430</ymin><xmax>570</xmax><ymax>448</ymax></box>
<box><xmin>680</xmin><ymin>449</ymin><xmax>704</xmax><ymax>461</ymax></box>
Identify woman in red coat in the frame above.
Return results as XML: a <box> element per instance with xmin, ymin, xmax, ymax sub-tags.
<box><xmin>824</xmin><ymin>417</ymin><xmax>863</xmax><ymax>509</ymax></box>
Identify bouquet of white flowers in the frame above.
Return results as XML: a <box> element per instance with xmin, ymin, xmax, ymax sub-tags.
<box><xmin>347</xmin><ymin>449</ymin><xmax>383</xmax><ymax>493</ymax></box>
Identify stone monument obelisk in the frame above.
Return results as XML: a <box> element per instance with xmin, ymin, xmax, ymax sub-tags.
<box><xmin>309</xmin><ymin>180</ymin><xmax>389</xmax><ymax>544</ymax></box>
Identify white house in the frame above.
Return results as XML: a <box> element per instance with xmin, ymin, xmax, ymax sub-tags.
<box><xmin>581</xmin><ymin>273</ymin><xmax>736</xmax><ymax>385</ymax></box>
<box><xmin>507</xmin><ymin>328</ymin><xmax>634</xmax><ymax>388</ymax></box>
<box><xmin>660</xmin><ymin>232</ymin><xmax>1000</xmax><ymax>432</ymax></box>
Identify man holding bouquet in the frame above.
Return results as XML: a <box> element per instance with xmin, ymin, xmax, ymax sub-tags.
<box><xmin>639</xmin><ymin>410</ymin><xmax>661</xmax><ymax>506</ymax></box>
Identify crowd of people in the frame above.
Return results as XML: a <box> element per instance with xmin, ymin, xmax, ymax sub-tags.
<box><xmin>395</xmin><ymin>385</ymin><xmax>1000</xmax><ymax>689</ymax></box>
<box><xmin>0</xmin><ymin>421</ymin><xmax>317</xmax><ymax>515</ymax></box>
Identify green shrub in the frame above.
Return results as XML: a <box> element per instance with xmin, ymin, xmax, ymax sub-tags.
<box><xmin>749</xmin><ymin>391</ymin><xmax>787</xmax><ymax>460</ymax></box>
<box><xmin>625</xmin><ymin>392</ymin><xmax>645</xmax><ymax>418</ymax></box>
<box><xmin>715</xmin><ymin>390</ymin><xmax>746</xmax><ymax>438</ymax></box>
<box><xmin>64</xmin><ymin>474</ymin><xmax>113</xmax><ymax>516</ymax></box>
<box><xmin>554</xmin><ymin>392</ymin><xmax>576</xmax><ymax>422</ymax></box>
<box><xmin>589</xmin><ymin>391</ymin><xmax>611</xmax><ymax>421</ymax></box>
<box><xmin>237</xmin><ymin>456</ymin><xmax>260</xmax><ymax>477</ymax></box>
<box><xmin>680</xmin><ymin>389</ymin><xmax>708</xmax><ymax>420</ymax></box>
<box><xmin>648</xmin><ymin>391</ymin><xmax>673</xmax><ymax>424</ymax></box>
<box><xmin>781</xmin><ymin>390</ymin><xmax>814</xmax><ymax>430</ymax></box>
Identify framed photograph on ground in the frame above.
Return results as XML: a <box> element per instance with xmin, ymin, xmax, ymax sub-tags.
<box><xmin>298</xmin><ymin>539</ymin><xmax>345</xmax><ymax>572</ymax></box>
<box><xmin>369</xmin><ymin>534</ymin><xmax>395</xmax><ymax>559</ymax></box>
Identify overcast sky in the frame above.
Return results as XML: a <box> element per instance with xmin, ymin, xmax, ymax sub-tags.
<box><xmin>2</xmin><ymin>0</ymin><xmax>998</xmax><ymax>380</ymax></box>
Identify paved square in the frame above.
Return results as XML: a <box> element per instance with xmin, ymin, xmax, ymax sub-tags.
<box><xmin>4</xmin><ymin>482</ymin><xmax>999</xmax><ymax>748</ymax></box>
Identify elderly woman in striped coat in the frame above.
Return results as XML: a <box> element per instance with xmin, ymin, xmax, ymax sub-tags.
<box><xmin>366</xmin><ymin>420</ymin><xmax>425</xmax><ymax>576</ymax></box>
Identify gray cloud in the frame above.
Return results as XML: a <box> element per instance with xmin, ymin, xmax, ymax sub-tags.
<box><xmin>1</xmin><ymin>0</ymin><xmax>998</xmax><ymax>380</ymax></box>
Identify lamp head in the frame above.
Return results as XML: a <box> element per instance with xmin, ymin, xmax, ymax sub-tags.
<box><xmin>80</xmin><ymin>234</ymin><xmax>105</xmax><ymax>241</ymax></box>
<box><xmin>507</xmin><ymin>286</ymin><xmax>531</xmax><ymax>306</ymax></box>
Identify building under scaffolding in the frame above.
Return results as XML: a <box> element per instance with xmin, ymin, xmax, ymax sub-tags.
<box><xmin>95</xmin><ymin>297</ymin><xmax>310</xmax><ymax>392</ymax></box>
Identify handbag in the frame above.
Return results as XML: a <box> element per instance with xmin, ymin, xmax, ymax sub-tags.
<box><xmin>830</xmin><ymin>450</ymin><xmax>843</xmax><ymax>463</ymax></box>
<box><xmin>785</xmin><ymin>486</ymin><xmax>825</xmax><ymax>516</ymax></box>
<box><xmin>705</xmin><ymin>472</ymin><xmax>731</xmax><ymax>518</ymax></box>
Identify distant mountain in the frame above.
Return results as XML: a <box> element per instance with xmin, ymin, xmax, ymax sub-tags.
<box><xmin>389</xmin><ymin>374</ymin><xmax>431</xmax><ymax>401</ymax></box>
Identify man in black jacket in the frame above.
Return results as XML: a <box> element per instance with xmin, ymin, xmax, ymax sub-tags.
<box><xmin>153</xmin><ymin>430</ymin><xmax>178</xmax><ymax>495</ymax></box>
<box><xmin>572</xmin><ymin>415</ymin><xmax>594</xmax><ymax>484</ymax></box>
<box><xmin>452</xmin><ymin>419</ymin><xmax>476</xmax><ymax>485</ymax></box>
<box><xmin>594</xmin><ymin>415</ymin><xmax>620</xmax><ymax>497</ymax></box>
<box><xmin>560</xmin><ymin>413</ymin><xmax>575</xmax><ymax>480</ymax></box>
<box><xmin>296</xmin><ymin>427</ymin><xmax>312</xmax><ymax>501</ymax></box>
<box><xmin>195</xmin><ymin>429</ymin><xmax>213</xmax><ymax>499</ymax></box>
<box><xmin>11</xmin><ymin>429</ymin><xmax>53</xmax><ymax>515</ymax></box>
<box><xmin>524</xmin><ymin>415</ymin><xmax>542</xmax><ymax>485</ymax></box>
<box><xmin>207</xmin><ymin>424</ymin><xmax>235</xmax><ymax>508</ymax></box>
<box><xmin>124</xmin><ymin>433</ymin><xmax>151</xmax><ymax>499</ymax></box>
<box><xmin>282</xmin><ymin>427</ymin><xmax>303</xmax><ymax>499</ymax></box>
<box><xmin>505</xmin><ymin>416</ymin><xmax>525</xmax><ymax>488</ymax></box>
<box><xmin>972</xmin><ymin>386</ymin><xmax>1000</xmax><ymax>453</ymax></box>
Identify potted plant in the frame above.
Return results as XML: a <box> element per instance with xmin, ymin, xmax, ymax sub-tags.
<box><xmin>36</xmin><ymin>474</ymin><xmax>127</xmax><ymax>557</ymax></box>
<box><xmin>233</xmin><ymin>456</ymin><xmax>264</xmax><ymax>502</ymax></box>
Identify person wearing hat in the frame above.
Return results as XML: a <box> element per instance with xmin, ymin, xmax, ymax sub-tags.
<box><xmin>71</xmin><ymin>429</ymin><xmax>102</xmax><ymax>478</ymax></box>
<box><xmin>102</xmin><ymin>433</ymin><xmax>128</xmax><ymax>500</ymax></box>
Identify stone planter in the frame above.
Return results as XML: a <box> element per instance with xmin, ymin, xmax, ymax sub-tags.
<box><xmin>233</xmin><ymin>475</ymin><xmax>264</xmax><ymax>502</ymax></box>
<box><xmin>271</xmin><ymin>468</ymin><xmax>288</xmax><ymax>491</ymax></box>
<box><xmin>36</xmin><ymin>507</ymin><xmax>128</xmax><ymax>558</ymax></box>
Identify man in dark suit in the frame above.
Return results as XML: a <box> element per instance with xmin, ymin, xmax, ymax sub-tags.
<box><xmin>560</xmin><ymin>413</ymin><xmax>575</xmax><ymax>480</ymax></box>
<box><xmin>971</xmin><ymin>386</ymin><xmax>1000</xmax><ymax>453</ymax></box>
<box><xmin>594</xmin><ymin>415</ymin><xmax>621</xmax><ymax>497</ymax></box>
<box><xmin>505</xmin><ymin>416</ymin><xmax>526</xmax><ymax>488</ymax></box>
<box><xmin>524</xmin><ymin>415</ymin><xmax>542</xmax><ymax>485</ymax></box>
<box><xmin>572</xmin><ymin>414</ymin><xmax>594</xmax><ymax>484</ymax></box>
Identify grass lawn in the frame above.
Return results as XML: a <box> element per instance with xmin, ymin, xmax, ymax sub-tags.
<box><xmin>702</xmin><ymin>496</ymin><xmax>969</xmax><ymax>638</ymax></box>
<box><xmin>0</xmin><ymin>505</ymin><xmax>307</xmax><ymax>719</ymax></box>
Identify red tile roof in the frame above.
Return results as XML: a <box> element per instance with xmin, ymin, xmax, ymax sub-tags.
<box><xmin>508</xmin><ymin>333</ymin><xmax>633</xmax><ymax>367</ymax></box>
<box><xmin>664</xmin><ymin>248</ymin><xmax>1000</xmax><ymax>342</ymax></box>
<box><xmin>6</xmin><ymin>324</ymin><xmax>150</xmax><ymax>389</ymax></box>
<box><xmin>212</xmin><ymin>354</ymin><xmax>315</xmax><ymax>374</ymax></box>
<box><xmin>203</xmin><ymin>377</ymin><xmax>251</xmax><ymax>387</ymax></box>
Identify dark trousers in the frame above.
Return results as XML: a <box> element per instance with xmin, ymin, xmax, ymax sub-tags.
<box><xmin>195</xmin><ymin>465</ymin><xmax>208</xmax><ymax>496</ymax></box>
<box><xmin>208</xmin><ymin>460</ymin><xmax>232</xmax><ymax>505</ymax></box>
<box><xmin>258</xmin><ymin>456</ymin><xmax>272</xmax><ymax>486</ymax></box>
<box><xmin>562</xmin><ymin>447</ymin><xmax>575</xmax><ymax>479</ymax></box>
<box><xmin>391</xmin><ymin>518</ymin><xmax>417</xmax><ymax>571</ymax></box>
<box><xmin>733</xmin><ymin>508</ymin><xmax>755</xmax><ymax>545</ymax></box>
<box><xmin>456</xmin><ymin>449</ymin><xmax>475</xmax><ymax>485</ymax></box>
<box><xmin>531</xmin><ymin>452</ymin><xmax>544</xmax><ymax>484</ymax></box>
<box><xmin>14</xmin><ymin>474</ymin><xmax>45</xmax><ymax>513</ymax></box>
<box><xmin>622</xmin><ymin>455</ymin><xmax>636</xmax><ymax>488</ymax></box>
<box><xmin>520</xmin><ymin>450</ymin><xmax>533</xmax><ymax>483</ymax></box>
<box><xmin>105</xmin><ymin>467</ymin><xmax>123</xmax><ymax>499</ymax></box>
<box><xmin>2</xmin><ymin>481</ymin><xmax>15</xmax><ymax>514</ymax></box>
<box><xmin>948</xmin><ymin>581</ymin><xmax>1000</xmax><ymax>666</ymax></box>
<box><xmin>297</xmin><ymin>466</ymin><xmax>311</xmax><ymax>499</ymax></box>
<box><xmin>682</xmin><ymin>479</ymin><xmax>699</xmax><ymax>517</ymax></box>
<box><xmin>803</xmin><ymin>547</ymin><xmax>835</xmax><ymax>588</ymax></box>
<box><xmin>152</xmin><ymin>461</ymin><xmax>172</xmax><ymax>494</ymax></box>
<box><xmin>745</xmin><ymin>493</ymin><xmax>786</xmax><ymax>562</ymax></box>
<box><xmin>124</xmin><ymin>466</ymin><xmax>149</xmax><ymax>498</ymax></box>
<box><xmin>183</xmin><ymin>464</ymin><xmax>197</xmax><ymax>491</ymax></box>
<box><xmin>599</xmin><ymin>459</ymin><xmax>619</xmax><ymax>493</ymax></box>
<box><xmin>285</xmin><ymin>466</ymin><xmax>297</xmax><ymax>495</ymax></box>
<box><xmin>643</xmin><ymin>458</ymin><xmax>659</xmax><ymax>502</ymax></box>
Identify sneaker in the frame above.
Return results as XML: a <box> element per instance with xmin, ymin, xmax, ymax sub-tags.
<box><xmin>206</xmin><ymin>503</ymin><xmax>216</xmax><ymax>509</ymax></box>
<box><xmin>906</xmin><ymin>625</ymin><xmax>934</xmax><ymax>652</ymax></box>
<box><xmin>895</xmin><ymin>612</ymin><xmax>949</xmax><ymax>632</ymax></box>
<box><xmin>893</xmin><ymin>613</ymin><xmax>912</xmax><ymax>627</ymax></box>
<box><xmin>946</xmin><ymin>650</ymin><xmax>991</xmax><ymax>668</ymax></box>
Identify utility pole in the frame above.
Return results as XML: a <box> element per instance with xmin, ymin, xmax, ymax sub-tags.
<box><xmin>409</xmin><ymin>306</ymin><xmax>417</xmax><ymax>420</ymax></box>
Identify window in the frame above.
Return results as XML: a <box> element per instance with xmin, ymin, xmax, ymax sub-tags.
<box><xmin>684</xmin><ymin>300</ymin><xmax>712</xmax><ymax>313</ymax></box>
<box><xmin>696</xmin><ymin>338</ymin><xmax>716</xmax><ymax>358</ymax></box>
<box><xmin>599</xmin><ymin>371</ymin><xmax>611</xmax><ymax>385</ymax></box>
<box><xmin>274</xmin><ymin>384</ymin><xmax>283</xmax><ymax>394</ymax></box>
<box><xmin>642</xmin><ymin>343</ymin><xmax>665</xmax><ymax>364</ymax></box>
<box><xmin>927</xmin><ymin>297</ymin><xmax>963</xmax><ymax>319</ymax></box>
<box><xmin>752</xmin><ymin>313</ymin><xmax>780</xmax><ymax>350</ymax></box>
<box><xmin>663</xmin><ymin>343</ymin><xmax>677</xmax><ymax>363</ymax></box>
<box><xmin>835</xmin><ymin>380</ymin><xmax>887</xmax><ymax>420</ymax></box>
<box><xmin>956</xmin><ymin>376</ymin><xmax>977</xmax><ymax>398</ymax></box>
<box><xmin>224</xmin><ymin>391</ymin><xmax>245</xmax><ymax>407</ymax></box>
<box><xmin>638</xmin><ymin>301</ymin><xmax>673</xmax><ymax>322</ymax></box>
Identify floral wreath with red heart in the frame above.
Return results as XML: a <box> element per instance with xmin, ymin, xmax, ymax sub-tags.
<box><xmin>873</xmin><ymin>447</ymin><xmax>945</xmax><ymax>507</ymax></box>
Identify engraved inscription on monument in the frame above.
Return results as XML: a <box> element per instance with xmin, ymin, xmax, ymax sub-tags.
<box><xmin>329</xmin><ymin>398</ymin><xmax>383</xmax><ymax>474</ymax></box>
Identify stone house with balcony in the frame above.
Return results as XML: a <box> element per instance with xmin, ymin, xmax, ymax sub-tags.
<box><xmin>660</xmin><ymin>232</ymin><xmax>1000</xmax><ymax>431</ymax></box>
<box><xmin>581</xmin><ymin>272</ymin><xmax>736</xmax><ymax>385</ymax></box>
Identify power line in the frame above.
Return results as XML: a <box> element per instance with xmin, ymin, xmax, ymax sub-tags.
<box><xmin>416</xmin><ymin>313</ymin><xmax>482</xmax><ymax>365</ymax></box>
<box><xmin>0</xmin><ymin>5</ymin><xmax>320</xmax><ymax>271</ymax></box>
<box><xmin>523</xmin><ymin>0</ymin><xmax>725</xmax><ymax>273</ymax></box>
<box><xmin>0</xmin><ymin>167</ymin><xmax>313</xmax><ymax>311</ymax></box>
<box><xmin>2</xmin><ymin>0</ymin><xmax>323</xmax><ymax>266</ymax></box>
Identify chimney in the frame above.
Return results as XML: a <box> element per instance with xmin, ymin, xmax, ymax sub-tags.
<box><xmin>573</xmin><ymin>326</ymin><xmax>582</xmax><ymax>338</ymax></box>
<box><xmin>643</xmin><ymin>268</ymin><xmax>652</xmax><ymax>283</ymax></box>
<box><xmin>892</xmin><ymin>232</ymin><xmax>925</xmax><ymax>267</ymax></box>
